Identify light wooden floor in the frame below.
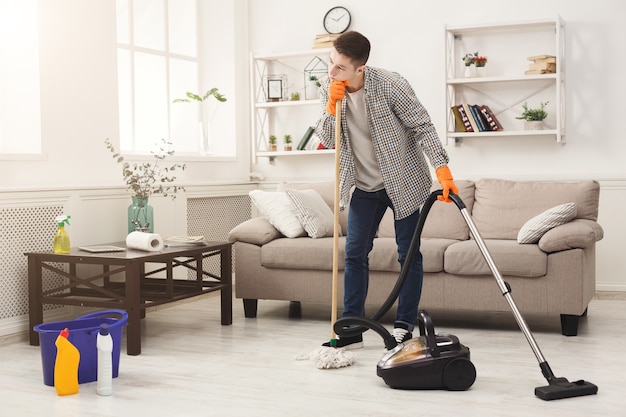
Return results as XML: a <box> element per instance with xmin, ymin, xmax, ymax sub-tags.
<box><xmin>1</xmin><ymin>293</ymin><xmax>624</xmax><ymax>417</ymax></box>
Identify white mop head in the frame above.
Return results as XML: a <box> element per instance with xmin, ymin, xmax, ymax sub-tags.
<box><xmin>297</xmin><ymin>346</ymin><xmax>355</xmax><ymax>369</ymax></box>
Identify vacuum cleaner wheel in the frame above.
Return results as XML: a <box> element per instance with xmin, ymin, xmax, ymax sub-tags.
<box><xmin>442</xmin><ymin>358</ymin><xmax>477</xmax><ymax>391</ymax></box>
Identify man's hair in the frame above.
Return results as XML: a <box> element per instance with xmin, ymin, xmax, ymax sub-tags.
<box><xmin>333</xmin><ymin>31</ymin><xmax>370</xmax><ymax>67</ymax></box>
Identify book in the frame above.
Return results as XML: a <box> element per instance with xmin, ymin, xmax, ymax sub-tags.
<box><xmin>297</xmin><ymin>126</ymin><xmax>315</xmax><ymax>150</ymax></box>
<box><xmin>529</xmin><ymin>62</ymin><xmax>556</xmax><ymax>71</ymax></box>
<box><xmin>305</xmin><ymin>135</ymin><xmax>321</xmax><ymax>150</ymax></box>
<box><xmin>450</xmin><ymin>106</ymin><xmax>466</xmax><ymax>132</ymax></box>
<box><xmin>462</xmin><ymin>104</ymin><xmax>480</xmax><ymax>133</ymax></box>
<box><xmin>527</xmin><ymin>54</ymin><xmax>556</xmax><ymax>61</ymax></box>
<box><xmin>479</xmin><ymin>105</ymin><xmax>503</xmax><ymax>131</ymax></box>
<box><xmin>164</xmin><ymin>236</ymin><xmax>206</xmax><ymax>247</ymax></box>
<box><xmin>313</xmin><ymin>33</ymin><xmax>339</xmax><ymax>48</ymax></box>
<box><xmin>530</xmin><ymin>56</ymin><xmax>556</xmax><ymax>64</ymax></box>
<box><xmin>524</xmin><ymin>69</ymin><xmax>554</xmax><ymax>75</ymax></box>
<box><xmin>79</xmin><ymin>245</ymin><xmax>126</xmax><ymax>253</ymax></box>
<box><xmin>470</xmin><ymin>105</ymin><xmax>489</xmax><ymax>131</ymax></box>
<box><xmin>455</xmin><ymin>104</ymin><xmax>473</xmax><ymax>132</ymax></box>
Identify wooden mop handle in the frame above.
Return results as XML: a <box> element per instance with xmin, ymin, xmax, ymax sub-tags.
<box><xmin>331</xmin><ymin>99</ymin><xmax>342</xmax><ymax>340</ymax></box>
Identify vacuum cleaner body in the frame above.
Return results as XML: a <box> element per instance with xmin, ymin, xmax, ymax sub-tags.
<box><xmin>377</xmin><ymin>327</ymin><xmax>476</xmax><ymax>390</ymax></box>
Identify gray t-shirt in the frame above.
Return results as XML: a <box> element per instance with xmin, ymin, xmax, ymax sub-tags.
<box><xmin>345</xmin><ymin>88</ymin><xmax>384</xmax><ymax>192</ymax></box>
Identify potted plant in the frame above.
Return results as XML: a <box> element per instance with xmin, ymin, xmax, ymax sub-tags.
<box><xmin>290</xmin><ymin>92</ymin><xmax>300</xmax><ymax>101</ymax></box>
<box><xmin>268</xmin><ymin>135</ymin><xmax>278</xmax><ymax>151</ymax></box>
<box><xmin>173</xmin><ymin>88</ymin><xmax>227</xmax><ymax>154</ymax></box>
<box><xmin>474</xmin><ymin>55</ymin><xmax>488</xmax><ymax>76</ymax></box>
<box><xmin>104</xmin><ymin>138</ymin><xmax>186</xmax><ymax>233</ymax></box>
<box><xmin>516</xmin><ymin>101</ymin><xmax>549</xmax><ymax>130</ymax></box>
<box><xmin>462</xmin><ymin>52</ymin><xmax>476</xmax><ymax>78</ymax></box>
<box><xmin>307</xmin><ymin>75</ymin><xmax>322</xmax><ymax>100</ymax></box>
<box><xmin>283</xmin><ymin>134</ymin><xmax>293</xmax><ymax>151</ymax></box>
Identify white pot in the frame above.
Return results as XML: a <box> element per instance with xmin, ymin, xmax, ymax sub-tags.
<box><xmin>464</xmin><ymin>65</ymin><xmax>476</xmax><ymax>78</ymax></box>
<box><xmin>524</xmin><ymin>120</ymin><xmax>544</xmax><ymax>130</ymax></box>
<box><xmin>476</xmin><ymin>66</ymin><xmax>487</xmax><ymax>77</ymax></box>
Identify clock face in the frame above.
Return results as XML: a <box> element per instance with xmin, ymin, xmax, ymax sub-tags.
<box><xmin>323</xmin><ymin>7</ymin><xmax>351</xmax><ymax>34</ymax></box>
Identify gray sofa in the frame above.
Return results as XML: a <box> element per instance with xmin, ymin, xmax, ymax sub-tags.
<box><xmin>228</xmin><ymin>178</ymin><xmax>603</xmax><ymax>336</ymax></box>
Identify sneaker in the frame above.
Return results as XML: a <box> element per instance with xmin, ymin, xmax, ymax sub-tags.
<box><xmin>392</xmin><ymin>321</ymin><xmax>413</xmax><ymax>344</ymax></box>
<box><xmin>322</xmin><ymin>334</ymin><xmax>363</xmax><ymax>350</ymax></box>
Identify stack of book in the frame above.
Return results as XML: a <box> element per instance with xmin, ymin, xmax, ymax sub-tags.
<box><xmin>525</xmin><ymin>54</ymin><xmax>556</xmax><ymax>75</ymax></box>
<box><xmin>451</xmin><ymin>104</ymin><xmax>504</xmax><ymax>133</ymax></box>
<box><xmin>313</xmin><ymin>34</ymin><xmax>340</xmax><ymax>49</ymax></box>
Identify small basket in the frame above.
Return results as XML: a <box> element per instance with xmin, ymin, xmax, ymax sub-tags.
<box><xmin>33</xmin><ymin>310</ymin><xmax>127</xmax><ymax>386</ymax></box>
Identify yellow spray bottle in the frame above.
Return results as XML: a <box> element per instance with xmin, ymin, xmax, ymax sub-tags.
<box><xmin>54</xmin><ymin>327</ymin><xmax>80</xmax><ymax>396</ymax></box>
<box><xmin>52</xmin><ymin>215</ymin><xmax>71</xmax><ymax>254</ymax></box>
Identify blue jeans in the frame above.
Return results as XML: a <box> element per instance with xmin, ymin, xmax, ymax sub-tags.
<box><xmin>342</xmin><ymin>188</ymin><xmax>423</xmax><ymax>331</ymax></box>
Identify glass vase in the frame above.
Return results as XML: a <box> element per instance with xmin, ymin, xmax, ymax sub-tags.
<box><xmin>128</xmin><ymin>196</ymin><xmax>154</xmax><ymax>233</ymax></box>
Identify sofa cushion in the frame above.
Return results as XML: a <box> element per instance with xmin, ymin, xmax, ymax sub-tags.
<box><xmin>517</xmin><ymin>202</ymin><xmax>577</xmax><ymax>244</ymax></box>
<box><xmin>538</xmin><ymin>219</ymin><xmax>603</xmax><ymax>252</ymax></box>
<box><xmin>472</xmin><ymin>179</ymin><xmax>600</xmax><ymax>240</ymax></box>
<box><xmin>249</xmin><ymin>190</ymin><xmax>306</xmax><ymax>238</ymax></box>
<box><xmin>227</xmin><ymin>217</ymin><xmax>281</xmax><ymax>246</ymax></box>
<box><xmin>261</xmin><ymin>237</ymin><xmax>343</xmax><ymax>270</ymax></box>
<box><xmin>444</xmin><ymin>239</ymin><xmax>547</xmax><ymax>277</ymax></box>
<box><xmin>259</xmin><ymin>236</ymin><xmax>455</xmax><ymax>273</ymax></box>
<box><xmin>375</xmin><ymin>180</ymin><xmax>475</xmax><ymax>240</ymax></box>
<box><xmin>285</xmin><ymin>188</ymin><xmax>336</xmax><ymax>238</ymax></box>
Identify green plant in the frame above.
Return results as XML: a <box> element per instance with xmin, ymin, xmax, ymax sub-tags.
<box><xmin>104</xmin><ymin>138</ymin><xmax>186</xmax><ymax>200</ymax></box>
<box><xmin>462</xmin><ymin>52</ymin><xmax>487</xmax><ymax>67</ymax></box>
<box><xmin>173</xmin><ymin>88</ymin><xmax>227</xmax><ymax>105</ymax></box>
<box><xmin>290</xmin><ymin>92</ymin><xmax>300</xmax><ymax>101</ymax></box>
<box><xmin>284</xmin><ymin>134</ymin><xmax>292</xmax><ymax>144</ymax></box>
<box><xmin>268</xmin><ymin>135</ymin><xmax>277</xmax><ymax>145</ymax></box>
<box><xmin>516</xmin><ymin>101</ymin><xmax>549</xmax><ymax>121</ymax></box>
<box><xmin>309</xmin><ymin>75</ymin><xmax>322</xmax><ymax>88</ymax></box>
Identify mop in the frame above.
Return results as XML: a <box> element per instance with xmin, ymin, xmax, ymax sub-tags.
<box><xmin>298</xmin><ymin>99</ymin><xmax>354</xmax><ymax>369</ymax></box>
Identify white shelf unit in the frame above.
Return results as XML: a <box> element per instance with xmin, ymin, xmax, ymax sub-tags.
<box><xmin>445</xmin><ymin>17</ymin><xmax>565</xmax><ymax>145</ymax></box>
<box><xmin>249</xmin><ymin>48</ymin><xmax>333</xmax><ymax>162</ymax></box>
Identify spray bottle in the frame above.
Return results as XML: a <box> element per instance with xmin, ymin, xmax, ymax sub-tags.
<box><xmin>96</xmin><ymin>323</ymin><xmax>114</xmax><ymax>396</ymax></box>
<box><xmin>52</xmin><ymin>215</ymin><xmax>71</xmax><ymax>254</ymax></box>
<box><xmin>54</xmin><ymin>327</ymin><xmax>80</xmax><ymax>396</ymax></box>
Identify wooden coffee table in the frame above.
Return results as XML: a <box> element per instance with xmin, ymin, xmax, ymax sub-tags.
<box><xmin>26</xmin><ymin>241</ymin><xmax>232</xmax><ymax>355</ymax></box>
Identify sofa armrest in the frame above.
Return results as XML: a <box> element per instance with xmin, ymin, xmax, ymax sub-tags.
<box><xmin>227</xmin><ymin>217</ymin><xmax>282</xmax><ymax>246</ymax></box>
<box><xmin>538</xmin><ymin>219</ymin><xmax>604</xmax><ymax>253</ymax></box>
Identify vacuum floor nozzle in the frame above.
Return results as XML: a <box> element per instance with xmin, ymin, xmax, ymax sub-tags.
<box><xmin>534</xmin><ymin>377</ymin><xmax>598</xmax><ymax>400</ymax></box>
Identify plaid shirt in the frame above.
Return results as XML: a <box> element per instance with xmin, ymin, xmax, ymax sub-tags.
<box><xmin>315</xmin><ymin>67</ymin><xmax>449</xmax><ymax>220</ymax></box>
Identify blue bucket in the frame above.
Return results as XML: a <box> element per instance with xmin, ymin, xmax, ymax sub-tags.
<box><xmin>34</xmin><ymin>309</ymin><xmax>127</xmax><ymax>386</ymax></box>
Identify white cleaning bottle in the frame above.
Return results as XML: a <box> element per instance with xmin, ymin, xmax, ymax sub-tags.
<box><xmin>96</xmin><ymin>323</ymin><xmax>113</xmax><ymax>396</ymax></box>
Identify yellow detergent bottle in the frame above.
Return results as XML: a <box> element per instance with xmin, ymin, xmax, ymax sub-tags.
<box><xmin>54</xmin><ymin>327</ymin><xmax>80</xmax><ymax>396</ymax></box>
<box><xmin>52</xmin><ymin>215</ymin><xmax>71</xmax><ymax>254</ymax></box>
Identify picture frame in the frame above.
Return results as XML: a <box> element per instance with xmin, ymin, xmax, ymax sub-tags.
<box><xmin>267</xmin><ymin>79</ymin><xmax>283</xmax><ymax>101</ymax></box>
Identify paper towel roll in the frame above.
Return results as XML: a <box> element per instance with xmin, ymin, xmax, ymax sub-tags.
<box><xmin>126</xmin><ymin>231</ymin><xmax>164</xmax><ymax>252</ymax></box>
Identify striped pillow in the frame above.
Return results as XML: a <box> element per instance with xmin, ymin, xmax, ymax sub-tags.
<box><xmin>517</xmin><ymin>203</ymin><xmax>577</xmax><ymax>244</ymax></box>
<box><xmin>286</xmin><ymin>188</ymin><xmax>337</xmax><ymax>239</ymax></box>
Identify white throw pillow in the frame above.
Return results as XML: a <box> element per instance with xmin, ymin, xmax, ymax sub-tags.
<box><xmin>249</xmin><ymin>190</ymin><xmax>306</xmax><ymax>238</ymax></box>
<box><xmin>286</xmin><ymin>188</ymin><xmax>337</xmax><ymax>238</ymax></box>
<box><xmin>517</xmin><ymin>203</ymin><xmax>577</xmax><ymax>244</ymax></box>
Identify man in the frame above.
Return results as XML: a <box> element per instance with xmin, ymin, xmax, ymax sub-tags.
<box><xmin>315</xmin><ymin>31</ymin><xmax>458</xmax><ymax>349</ymax></box>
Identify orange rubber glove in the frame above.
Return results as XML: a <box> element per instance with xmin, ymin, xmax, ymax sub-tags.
<box><xmin>326</xmin><ymin>80</ymin><xmax>349</xmax><ymax>115</ymax></box>
<box><xmin>435</xmin><ymin>166</ymin><xmax>459</xmax><ymax>203</ymax></box>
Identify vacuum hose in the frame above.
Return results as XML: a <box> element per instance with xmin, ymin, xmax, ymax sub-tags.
<box><xmin>336</xmin><ymin>190</ymin><xmax>465</xmax><ymax>337</ymax></box>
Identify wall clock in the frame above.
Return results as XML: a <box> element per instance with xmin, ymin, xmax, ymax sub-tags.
<box><xmin>323</xmin><ymin>6</ymin><xmax>351</xmax><ymax>34</ymax></box>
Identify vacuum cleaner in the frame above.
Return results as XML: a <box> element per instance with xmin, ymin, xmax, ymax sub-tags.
<box><xmin>335</xmin><ymin>190</ymin><xmax>598</xmax><ymax>400</ymax></box>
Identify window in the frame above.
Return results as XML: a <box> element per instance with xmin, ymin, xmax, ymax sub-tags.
<box><xmin>116</xmin><ymin>0</ymin><xmax>202</xmax><ymax>154</ymax></box>
<box><xmin>0</xmin><ymin>0</ymin><xmax>42</xmax><ymax>155</ymax></box>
